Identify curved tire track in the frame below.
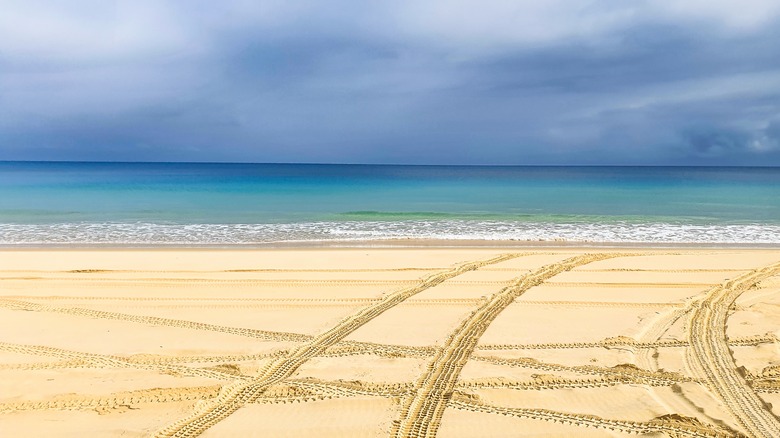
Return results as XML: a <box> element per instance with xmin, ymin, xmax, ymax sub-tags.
<box><xmin>685</xmin><ymin>261</ymin><xmax>780</xmax><ymax>438</ymax></box>
<box><xmin>390</xmin><ymin>253</ymin><xmax>624</xmax><ymax>438</ymax></box>
<box><xmin>152</xmin><ymin>253</ymin><xmax>524</xmax><ymax>438</ymax></box>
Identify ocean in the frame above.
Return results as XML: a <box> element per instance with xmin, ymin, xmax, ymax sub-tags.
<box><xmin>1</xmin><ymin>162</ymin><xmax>779</xmax><ymax>245</ymax></box>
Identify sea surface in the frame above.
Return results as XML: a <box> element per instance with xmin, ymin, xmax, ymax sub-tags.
<box><xmin>1</xmin><ymin>162</ymin><xmax>779</xmax><ymax>245</ymax></box>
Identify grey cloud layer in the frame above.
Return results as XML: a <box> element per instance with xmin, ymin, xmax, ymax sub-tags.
<box><xmin>1</xmin><ymin>1</ymin><xmax>779</xmax><ymax>164</ymax></box>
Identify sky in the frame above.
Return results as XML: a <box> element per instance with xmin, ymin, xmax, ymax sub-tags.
<box><xmin>1</xmin><ymin>1</ymin><xmax>780</xmax><ymax>165</ymax></box>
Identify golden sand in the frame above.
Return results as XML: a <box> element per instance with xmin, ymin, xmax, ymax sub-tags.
<box><xmin>1</xmin><ymin>248</ymin><xmax>780</xmax><ymax>437</ymax></box>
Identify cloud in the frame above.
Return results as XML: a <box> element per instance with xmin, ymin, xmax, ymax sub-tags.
<box><xmin>751</xmin><ymin>120</ymin><xmax>780</xmax><ymax>153</ymax></box>
<box><xmin>675</xmin><ymin>119</ymin><xmax>780</xmax><ymax>163</ymax></box>
<box><xmin>651</xmin><ymin>0</ymin><xmax>780</xmax><ymax>30</ymax></box>
<box><xmin>680</xmin><ymin>128</ymin><xmax>752</xmax><ymax>158</ymax></box>
<box><xmin>1</xmin><ymin>1</ymin><xmax>780</xmax><ymax>164</ymax></box>
<box><xmin>0</xmin><ymin>1</ymin><xmax>192</xmax><ymax>62</ymax></box>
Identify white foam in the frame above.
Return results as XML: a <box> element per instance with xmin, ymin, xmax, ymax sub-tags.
<box><xmin>1</xmin><ymin>220</ymin><xmax>779</xmax><ymax>245</ymax></box>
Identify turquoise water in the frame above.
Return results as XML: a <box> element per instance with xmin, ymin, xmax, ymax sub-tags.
<box><xmin>1</xmin><ymin>162</ymin><xmax>779</xmax><ymax>244</ymax></box>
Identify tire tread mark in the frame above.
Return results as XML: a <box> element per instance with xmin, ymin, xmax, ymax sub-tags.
<box><xmin>471</xmin><ymin>355</ymin><xmax>691</xmax><ymax>386</ymax></box>
<box><xmin>152</xmin><ymin>253</ymin><xmax>524</xmax><ymax>438</ymax></box>
<box><xmin>0</xmin><ymin>386</ymin><xmax>223</xmax><ymax>412</ymax></box>
<box><xmin>449</xmin><ymin>397</ymin><xmax>740</xmax><ymax>438</ymax></box>
<box><xmin>390</xmin><ymin>253</ymin><xmax>622</xmax><ymax>438</ymax></box>
<box><xmin>0</xmin><ymin>299</ymin><xmax>312</xmax><ymax>343</ymax></box>
<box><xmin>685</xmin><ymin>261</ymin><xmax>780</xmax><ymax>438</ymax></box>
<box><xmin>476</xmin><ymin>334</ymin><xmax>777</xmax><ymax>351</ymax></box>
<box><xmin>0</xmin><ymin>342</ymin><xmax>244</xmax><ymax>381</ymax></box>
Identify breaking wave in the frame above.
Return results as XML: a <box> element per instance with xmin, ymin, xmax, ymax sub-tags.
<box><xmin>1</xmin><ymin>220</ymin><xmax>779</xmax><ymax>245</ymax></box>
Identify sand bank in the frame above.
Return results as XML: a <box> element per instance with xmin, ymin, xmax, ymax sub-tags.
<box><xmin>1</xmin><ymin>248</ymin><xmax>779</xmax><ymax>437</ymax></box>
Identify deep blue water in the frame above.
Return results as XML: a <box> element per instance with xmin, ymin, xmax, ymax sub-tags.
<box><xmin>1</xmin><ymin>162</ymin><xmax>779</xmax><ymax>244</ymax></box>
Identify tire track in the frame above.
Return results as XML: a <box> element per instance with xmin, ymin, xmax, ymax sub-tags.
<box><xmin>4</xmin><ymin>295</ymin><xmax>771</xmax><ymax>364</ymax></box>
<box><xmin>0</xmin><ymin>298</ymin><xmax>312</xmax><ymax>343</ymax></box>
<box><xmin>390</xmin><ymin>253</ymin><xmax>623</xmax><ymax>438</ymax></box>
<box><xmin>685</xmin><ymin>261</ymin><xmax>780</xmax><ymax>438</ymax></box>
<box><xmin>475</xmin><ymin>339</ymin><xmax>693</xmax><ymax>350</ymax></box>
<box><xmin>0</xmin><ymin>378</ymin><xmax>657</xmax><ymax>414</ymax></box>
<box><xmin>751</xmin><ymin>379</ymin><xmax>780</xmax><ymax>394</ymax></box>
<box><xmin>759</xmin><ymin>366</ymin><xmax>780</xmax><ymax>380</ymax></box>
<box><xmin>0</xmin><ymin>386</ymin><xmax>224</xmax><ymax>413</ymax></box>
<box><xmin>4</xmin><ymin>333</ymin><xmax>770</xmax><ymax>374</ymax></box>
<box><xmin>6</xmin><ymin>375</ymin><xmax>779</xmax><ymax>415</ymax></box>
<box><xmin>285</xmin><ymin>376</ymin><xmax>645</xmax><ymax>399</ymax></box>
<box><xmin>2</xmin><ymin>296</ymin><xmax>385</xmax><ymax>302</ymax></box>
<box><xmin>0</xmin><ymin>342</ymin><xmax>245</xmax><ymax>382</ymax></box>
<box><xmin>579</xmin><ymin>269</ymin><xmax>748</xmax><ymax>273</ymax></box>
<box><xmin>3</xmin><ymin>297</ymin><xmax>487</xmax><ymax>309</ymax></box>
<box><xmin>2</xmin><ymin>330</ymin><xmax>771</xmax><ymax>375</ymax></box>
<box><xmin>289</xmin><ymin>375</ymin><xmax>780</xmax><ymax>398</ymax></box>
<box><xmin>471</xmin><ymin>355</ymin><xmax>691</xmax><ymax>386</ymax></box>
<box><xmin>514</xmin><ymin>300</ymin><xmax>682</xmax><ymax>308</ymax></box>
<box><xmin>5</xmin><ymin>295</ymin><xmax>678</xmax><ymax>308</ymax></box>
<box><xmin>542</xmin><ymin>282</ymin><xmax>715</xmax><ymax>288</ymax></box>
<box><xmin>0</xmin><ymin>382</ymin><xmax>333</xmax><ymax>413</ymax></box>
<box><xmin>0</xmin><ymin>267</ymin><xmax>444</xmax><ymax>274</ymax></box>
<box><xmin>0</xmin><ymin>278</ymin><xmax>422</xmax><ymax>287</ymax></box>
<box><xmin>287</xmin><ymin>378</ymin><xmax>411</xmax><ymax>399</ymax></box>
<box><xmin>475</xmin><ymin>334</ymin><xmax>777</xmax><ymax>351</ymax></box>
<box><xmin>448</xmin><ymin>396</ymin><xmax>740</xmax><ymax>438</ymax></box>
<box><xmin>152</xmin><ymin>252</ymin><xmax>525</xmax><ymax>438</ymax></box>
<box><xmin>0</xmin><ymin>348</ymin><xmax>290</xmax><ymax>371</ymax></box>
<box><xmin>0</xmin><ymin>359</ymin><xmax>89</xmax><ymax>371</ymax></box>
<box><xmin>633</xmin><ymin>287</ymin><xmax>725</xmax><ymax>425</ymax></box>
<box><xmin>0</xmin><ymin>297</ymin><xmax>439</xmax><ymax>361</ymax></box>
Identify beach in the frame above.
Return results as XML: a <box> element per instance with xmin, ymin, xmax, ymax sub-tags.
<box><xmin>5</xmin><ymin>1</ymin><xmax>780</xmax><ymax>436</ymax></box>
<box><xmin>2</xmin><ymin>247</ymin><xmax>780</xmax><ymax>437</ymax></box>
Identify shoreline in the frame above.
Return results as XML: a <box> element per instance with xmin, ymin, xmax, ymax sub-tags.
<box><xmin>2</xmin><ymin>238</ymin><xmax>780</xmax><ymax>250</ymax></box>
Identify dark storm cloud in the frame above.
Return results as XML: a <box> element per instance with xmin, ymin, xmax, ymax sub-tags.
<box><xmin>765</xmin><ymin>120</ymin><xmax>780</xmax><ymax>146</ymax></box>
<box><xmin>681</xmin><ymin>128</ymin><xmax>752</xmax><ymax>157</ymax></box>
<box><xmin>1</xmin><ymin>1</ymin><xmax>780</xmax><ymax>164</ymax></box>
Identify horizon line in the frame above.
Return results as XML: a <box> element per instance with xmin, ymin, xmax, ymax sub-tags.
<box><xmin>2</xmin><ymin>160</ymin><xmax>780</xmax><ymax>168</ymax></box>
